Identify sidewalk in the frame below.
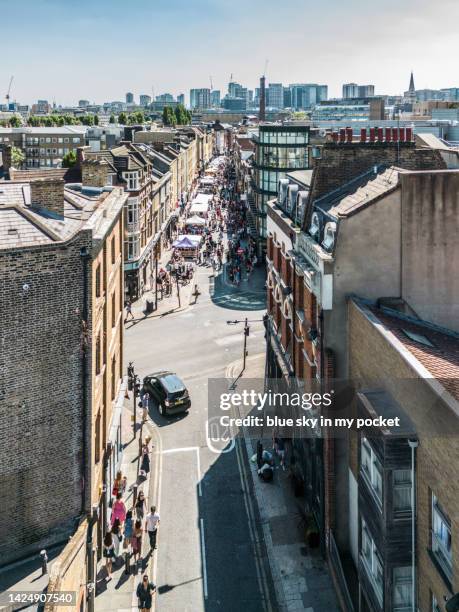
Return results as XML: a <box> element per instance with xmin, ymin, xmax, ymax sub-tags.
<box><xmin>232</xmin><ymin>355</ymin><xmax>340</xmax><ymax>612</ymax></box>
<box><xmin>128</xmin><ymin>242</ymin><xmax>197</xmax><ymax>322</ymax></box>
<box><xmin>95</xmin><ymin>398</ymin><xmax>156</xmax><ymax>611</ymax></box>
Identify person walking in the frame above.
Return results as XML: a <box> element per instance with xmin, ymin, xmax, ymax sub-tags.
<box><xmin>136</xmin><ymin>575</ymin><xmax>156</xmax><ymax>612</ymax></box>
<box><xmin>145</xmin><ymin>506</ymin><xmax>160</xmax><ymax>550</ymax></box>
<box><xmin>135</xmin><ymin>490</ymin><xmax>146</xmax><ymax>520</ymax></box>
<box><xmin>142</xmin><ymin>392</ymin><xmax>150</xmax><ymax>422</ymax></box>
<box><xmin>112</xmin><ymin>470</ymin><xmax>123</xmax><ymax>499</ymax></box>
<box><xmin>111</xmin><ymin>492</ymin><xmax>127</xmax><ymax>526</ymax></box>
<box><xmin>132</xmin><ymin>519</ymin><xmax>143</xmax><ymax>564</ymax></box>
<box><xmin>124</xmin><ymin>510</ymin><xmax>133</xmax><ymax>551</ymax></box>
<box><xmin>140</xmin><ymin>448</ymin><xmax>150</xmax><ymax>477</ymax></box>
<box><xmin>111</xmin><ymin>518</ymin><xmax>122</xmax><ymax>559</ymax></box>
<box><xmin>125</xmin><ymin>300</ymin><xmax>134</xmax><ymax>322</ymax></box>
<box><xmin>103</xmin><ymin>532</ymin><xmax>115</xmax><ymax>580</ymax></box>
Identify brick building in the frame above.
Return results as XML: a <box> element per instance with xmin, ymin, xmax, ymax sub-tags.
<box><xmin>81</xmin><ymin>143</ymin><xmax>172</xmax><ymax>300</ymax></box>
<box><xmin>0</xmin><ymin>177</ymin><xmax>126</xmax><ymax>573</ymax></box>
<box><xmin>265</xmin><ymin>131</ymin><xmax>458</xmax><ymax>609</ymax></box>
<box><xmin>348</xmin><ymin>297</ymin><xmax>459</xmax><ymax>612</ymax></box>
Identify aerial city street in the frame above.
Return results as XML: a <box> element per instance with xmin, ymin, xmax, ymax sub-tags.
<box><xmin>2</xmin><ymin>2</ymin><xmax>459</xmax><ymax>611</ymax></box>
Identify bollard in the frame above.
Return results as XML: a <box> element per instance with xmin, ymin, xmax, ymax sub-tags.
<box><xmin>40</xmin><ymin>549</ymin><xmax>48</xmax><ymax>576</ymax></box>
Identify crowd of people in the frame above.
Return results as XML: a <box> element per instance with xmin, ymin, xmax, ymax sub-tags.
<box><xmin>102</xmin><ymin>440</ymin><xmax>158</xmax><ymax>611</ymax></box>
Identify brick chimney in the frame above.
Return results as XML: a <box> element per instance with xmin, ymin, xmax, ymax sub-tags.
<box><xmin>82</xmin><ymin>158</ymin><xmax>111</xmax><ymax>188</ymax></box>
<box><xmin>30</xmin><ymin>178</ymin><xmax>65</xmax><ymax>216</ymax></box>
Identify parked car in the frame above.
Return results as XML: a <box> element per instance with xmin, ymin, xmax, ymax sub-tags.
<box><xmin>142</xmin><ymin>371</ymin><xmax>191</xmax><ymax>416</ymax></box>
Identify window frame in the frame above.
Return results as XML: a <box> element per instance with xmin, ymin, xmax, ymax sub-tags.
<box><xmin>360</xmin><ymin>437</ymin><xmax>383</xmax><ymax>508</ymax></box>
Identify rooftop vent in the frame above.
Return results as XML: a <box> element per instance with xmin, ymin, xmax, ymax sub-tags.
<box><xmin>402</xmin><ymin>329</ymin><xmax>434</xmax><ymax>347</ymax></box>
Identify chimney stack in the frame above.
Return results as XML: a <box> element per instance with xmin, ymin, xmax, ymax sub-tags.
<box><xmin>30</xmin><ymin>178</ymin><xmax>65</xmax><ymax>216</ymax></box>
<box><xmin>259</xmin><ymin>76</ymin><xmax>266</xmax><ymax>122</ymax></box>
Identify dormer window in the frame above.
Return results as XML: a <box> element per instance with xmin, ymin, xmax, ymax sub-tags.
<box><xmin>309</xmin><ymin>212</ymin><xmax>321</xmax><ymax>239</ymax></box>
<box><xmin>322</xmin><ymin>221</ymin><xmax>337</xmax><ymax>252</ymax></box>
<box><xmin>125</xmin><ymin>172</ymin><xmax>139</xmax><ymax>190</ymax></box>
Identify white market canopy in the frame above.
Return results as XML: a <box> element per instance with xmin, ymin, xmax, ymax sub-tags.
<box><xmin>177</xmin><ymin>234</ymin><xmax>202</xmax><ymax>245</ymax></box>
<box><xmin>199</xmin><ymin>177</ymin><xmax>216</xmax><ymax>186</ymax></box>
<box><xmin>192</xmin><ymin>193</ymin><xmax>213</xmax><ymax>206</ymax></box>
<box><xmin>185</xmin><ymin>215</ymin><xmax>206</xmax><ymax>226</ymax></box>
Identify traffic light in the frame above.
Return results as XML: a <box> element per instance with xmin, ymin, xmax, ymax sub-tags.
<box><xmin>244</xmin><ymin>325</ymin><xmax>250</xmax><ymax>337</ymax></box>
<box><xmin>134</xmin><ymin>376</ymin><xmax>141</xmax><ymax>397</ymax></box>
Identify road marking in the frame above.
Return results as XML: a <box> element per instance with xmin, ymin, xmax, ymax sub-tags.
<box><xmin>161</xmin><ymin>446</ymin><xmax>202</xmax><ymax>497</ymax></box>
<box><xmin>200</xmin><ymin>518</ymin><xmax>208</xmax><ymax>599</ymax></box>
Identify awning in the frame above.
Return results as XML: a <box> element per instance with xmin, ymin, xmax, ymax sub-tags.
<box><xmin>185</xmin><ymin>215</ymin><xmax>206</xmax><ymax>226</ymax></box>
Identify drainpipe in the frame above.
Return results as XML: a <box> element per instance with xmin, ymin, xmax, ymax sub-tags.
<box><xmin>408</xmin><ymin>439</ymin><xmax>418</xmax><ymax>612</ymax></box>
<box><xmin>80</xmin><ymin>246</ymin><xmax>90</xmax><ymax>514</ymax></box>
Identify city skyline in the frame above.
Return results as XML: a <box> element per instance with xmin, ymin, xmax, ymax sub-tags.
<box><xmin>2</xmin><ymin>0</ymin><xmax>458</xmax><ymax>105</ymax></box>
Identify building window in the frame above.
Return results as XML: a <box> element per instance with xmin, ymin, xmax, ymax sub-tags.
<box><xmin>95</xmin><ymin>411</ymin><xmax>101</xmax><ymax>463</ymax></box>
<box><xmin>126</xmin><ymin>236</ymin><xmax>140</xmax><ymax>260</ymax></box>
<box><xmin>361</xmin><ymin>519</ymin><xmax>384</xmax><ymax>605</ymax></box>
<box><xmin>392</xmin><ymin>567</ymin><xmax>412</xmax><ymax>611</ymax></box>
<box><xmin>111</xmin><ymin>236</ymin><xmax>116</xmax><ymax>264</ymax></box>
<box><xmin>72</xmin><ymin>137</ymin><xmax>80</xmax><ymax>143</ymax></box>
<box><xmin>95</xmin><ymin>334</ymin><xmax>101</xmax><ymax>375</ymax></box>
<box><xmin>95</xmin><ymin>264</ymin><xmax>101</xmax><ymax>297</ymax></box>
<box><xmin>111</xmin><ymin>292</ymin><xmax>116</xmax><ymax>327</ymax></box>
<box><xmin>393</xmin><ymin>470</ymin><xmax>412</xmax><ymax>516</ymax></box>
<box><xmin>361</xmin><ymin>437</ymin><xmax>383</xmax><ymax>506</ymax></box>
<box><xmin>127</xmin><ymin>199</ymin><xmax>139</xmax><ymax>224</ymax></box>
<box><xmin>431</xmin><ymin>492</ymin><xmax>452</xmax><ymax>580</ymax></box>
<box><xmin>125</xmin><ymin>172</ymin><xmax>139</xmax><ymax>190</ymax></box>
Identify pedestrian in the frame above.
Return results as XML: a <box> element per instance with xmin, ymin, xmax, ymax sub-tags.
<box><xmin>124</xmin><ymin>510</ymin><xmax>133</xmax><ymax>551</ymax></box>
<box><xmin>136</xmin><ymin>574</ymin><xmax>156</xmax><ymax>612</ymax></box>
<box><xmin>142</xmin><ymin>392</ymin><xmax>150</xmax><ymax>422</ymax></box>
<box><xmin>145</xmin><ymin>505</ymin><xmax>160</xmax><ymax>550</ymax></box>
<box><xmin>112</xmin><ymin>470</ymin><xmax>123</xmax><ymax>499</ymax></box>
<box><xmin>132</xmin><ymin>519</ymin><xmax>143</xmax><ymax>563</ymax></box>
<box><xmin>140</xmin><ymin>448</ymin><xmax>150</xmax><ymax>476</ymax></box>
<box><xmin>135</xmin><ymin>490</ymin><xmax>146</xmax><ymax>520</ymax></box>
<box><xmin>111</xmin><ymin>492</ymin><xmax>127</xmax><ymax>526</ymax></box>
<box><xmin>103</xmin><ymin>532</ymin><xmax>115</xmax><ymax>580</ymax></box>
<box><xmin>111</xmin><ymin>518</ymin><xmax>122</xmax><ymax>558</ymax></box>
<box><xmin>125</xmin><ymin>300</ymin><xmax>134</xmax><ymax>322</ymax></box>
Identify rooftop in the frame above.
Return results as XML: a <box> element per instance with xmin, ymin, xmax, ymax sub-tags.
<box><xmin>0</xmin><ymin>126</ymin><xmax>87</xmax><ymax>134</ymax></box>
<box><xmin>0</xmin><ymin>181</ymin><xmax>126</xmax><ymax>249</ymax></box>
<box><xmin>353</xmin><ymin>297</ymin><xmax>459</xmax><ymax>405</ymax></box>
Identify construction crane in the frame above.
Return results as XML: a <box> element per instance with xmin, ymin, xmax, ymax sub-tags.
<box><xmin>263</xmin><ymin>59</ymin><xmax>269</xmax><ymax>77</ymax></box>
<box><xmin>209</xmin><ymin>76</ymin><xmax>213</xmax><ymax>91</ymax></box>
<box><xmin>5</xmin><ymin>75</ymin><xmax>14</xmax><ymax>105</ymax></box>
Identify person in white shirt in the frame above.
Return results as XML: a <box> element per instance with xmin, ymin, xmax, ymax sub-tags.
<box><xmin>145</xmin><ymin>506</ymin><xmax>160</xmax><ymax>550</ymax></box>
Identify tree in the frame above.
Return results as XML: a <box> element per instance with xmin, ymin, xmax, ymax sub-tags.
<box><xmin>109</xmin><ymin>114</ymin><xmax>116</xmax><ymax>124</ymax></box>
<box><xmin>94</xmin><ymin>115</ymin><xmax>99</xmax><ymax>126</ymax></box>
<box><xmin>9</xmin><ymin>115</ymin><xmax>21</xmax><ymax>128</ymax></box>
<box><xmin>62</xmin><ymin>150</ymin><xmax>77</xmax><ymax>168</ymax></box>
<box><xmin>118</xmin><ymin>112</ymin><xmax>127</xmax><ymax>125</ymax></box>
<box><xmin>162</xmin><ymin>106</ymin><xmax>176</xmax><ymax>126</ymax></box>
<box><xmin>11</xmin><ymin>146</ymin><xmax>25</xmax><ymax>168</ymax></box>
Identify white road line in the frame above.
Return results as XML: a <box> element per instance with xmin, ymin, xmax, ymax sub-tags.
<box><xmin>161</xmin><ymin>446</ymin><xmax>202</xmax><ymax>496</ymax></box>
<box><xmin>200</xmin><ymin>518</ymin><xmax>208</xmax><ymax>599</ymax></box>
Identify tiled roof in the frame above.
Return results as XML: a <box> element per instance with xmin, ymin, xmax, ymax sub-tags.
<box><xmin>368</xmin><ymin>304</ymin><xmax>459</xmax><ymax>402</ymax></box>
<box><xmin>327</xmin><ymin>167</ymin><xmax>400</xmax><ymax>218</ymax></box>
<box><xmin>236</xmin><ymin>137</ymin><xmax>255</xmax><ymax>151</ymax></box>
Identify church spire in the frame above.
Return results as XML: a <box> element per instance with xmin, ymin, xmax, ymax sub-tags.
<box><xmin>409</xmin><ymin>70</ymin><xmax>415</xmax><ymax>93</ymax></box>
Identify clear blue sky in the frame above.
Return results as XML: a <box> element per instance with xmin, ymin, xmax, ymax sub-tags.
<box><xmin>1</xmin><ymin>0</ymin><xmax>458</xmax><ymax>105</ymax></box>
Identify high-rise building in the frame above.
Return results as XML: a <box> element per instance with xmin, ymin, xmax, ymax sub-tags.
<box><xmin>78</xmin><ymin>99</ymin><xmax>90</xmax><ymax>108</ymax></box>
<box><xmin>228</xmin><ymin>81</ymin><xmax>245</xmax><ymax>99</ymax></box>
<box><xmin>283</xmin><ymin>87</ymin><xmax>292</xmax><ymax>108</ymax></box>
<box><xmin>289</xmin><ymin>84</ymin><xmax>328</xmax><ymax>110</ymax></box>
<box><xmin>156</xmin><ymin>93</ymin><xmax>174</xmax><ymax>103</ymax></box>
<box><xmin>259</xmin><ymin>77</ymin><xmax>266</xmax><ymax>121</ymax></box>
<box><xmin>139</xmin><ymin>94</ymin><xmax>152</xmax><ymax>107</ymax></box>
<box><xmin>343</xmin><ymin>83</ymin><xmax>375</xmax><ymax>98</ymax></box>
<box><xmin>177</xmin><ymin>93</ymin><xmax>185</xmax><ymax>106</ymax></box>
<box><xmin>126</xmin><ymin>92</ymin><xmax>134</xmax><ymax>104</ymax></box>
<box><xmin>267</xmin><ymin>83</ymin><xmax>283</xmax><ymax>109</ymax></box>
<box><xmin>190</xmin><ymin>88</ymin><xmax>211</xmax><ymax>110</ymax></box>
<box><xmin>210</xmin><ymin>90</ymin><xmax>221</xmax><ymax>107</ymax></box>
